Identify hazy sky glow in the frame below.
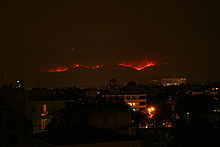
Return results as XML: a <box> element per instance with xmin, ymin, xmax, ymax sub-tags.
<box><xmin>0</xmin><ymin>0</ymin><xmax>219</xmax><ymax>87</ymax></box>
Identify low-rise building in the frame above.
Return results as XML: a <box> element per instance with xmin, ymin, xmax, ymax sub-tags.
<box><xmin>102</xmin><ymin>94</ymin><xmax>147</xmax><ymax>111</ymax></box>
<box><xmin>25</xmin><ymin>100</ymin><xmax>75</xmax><ymax>134</ymax></box>
<box><xmin>33</xmin><ymin>127</ymin><xmax>142</xmax><ymax>147</ymax></box>
<box><xmin>0</xmin><ymin>90</ymin><xmax>32</xmax><ymax>147</ymax></box>
<box><xmin>33</xmin><ymin>102</ymin><xmax>142</xmax><ymax>147</ymax></box>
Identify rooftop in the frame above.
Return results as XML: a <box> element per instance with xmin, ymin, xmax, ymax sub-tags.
<box><xmin>34</xmin><ymin>127</ymin><xmax>141</xmax><ymax>145</ymax></box>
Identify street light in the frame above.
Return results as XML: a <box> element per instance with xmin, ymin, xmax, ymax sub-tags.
<box><xmin>147</xmin><ymin>106</ymin><xmax>155</xmax><ymax>113</ymax></box>
<box><xmin>147</xmin><ymin>106</ymin><xmax>156</xmax><ymax>128</ymax></box>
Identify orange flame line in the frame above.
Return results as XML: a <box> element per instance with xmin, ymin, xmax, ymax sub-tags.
<box><xmin>117</xmin><ymin>62</ymin><xmax>156</xmax><ymax>70</ymax></box>
<box><xmin>48</xmin><ymin>64</ymin><xmax>103</xmax><ymax>72</ymax></box>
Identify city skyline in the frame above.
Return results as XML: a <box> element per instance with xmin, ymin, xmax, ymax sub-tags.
<box><xmin>0</xmin><ymin>0</ymin><xmax>219</xmax><ymax>87</ymax></box>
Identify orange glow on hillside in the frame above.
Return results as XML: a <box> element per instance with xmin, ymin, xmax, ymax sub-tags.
<box><xmin>48</xmin><ymin>64</ymin><xmax>103</xmax><ymax>72</ymax></box>
<box><xmin>48</xmin><ymin>67</ymin><xmax>69</xmax><ymax>72</ymax></box>
<box><xmin>91</xmin><ymin>65</ymin><xmax>103</xmax><ymax>69</ymax></box>
<box><xmin>71</xmin><ymin>64</ymin><xmax>103</xmax><ymax>69</ymax></box>
<box><xmin>117</xmin><ymin>61</ymin><xmax>156</xmax><ymax>70</ymax></box>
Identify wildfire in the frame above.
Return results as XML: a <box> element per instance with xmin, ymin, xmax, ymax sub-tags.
<box><xmin>47</xmin><ymin>60</ymin><xmax>156</xmax><ymax>72</ymax></box>
<box><xmin>117</xmin><ymin>61</ymin><xmax>156</xmax><ymax>71</ymax></box>
<box><xmin>48</xmin><ymin>67</ymin><xmax>69</xmax><ymax>72</ymax></box>
<box><xmin>91</xmin><ymin>65</ymin><xmax>103</xmax><ymax>69</ymax></box>
<box><xmin>48</xmin><ymin>64</ymin><xmax>103</xmax><ymax>72</ymax></box>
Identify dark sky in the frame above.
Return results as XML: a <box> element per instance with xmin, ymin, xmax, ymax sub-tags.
<box><xmin>0</xmin><ymin>0</ymin><xmax>219</xmax><ymax>88</ymax></box>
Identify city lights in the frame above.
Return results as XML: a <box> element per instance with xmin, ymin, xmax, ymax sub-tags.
<box><xmin>147</xmin><ymin>106</ymin><xmax>155</xmax><ymax>113</ymax></box>
<box><xmin>147</xmin><ymin>106</ymin><xmax>156</xmax><ymax>119</ymax></box>
<box><xmin>1</xmin><ymin>0</ymin><xmax>219</xmax><ymax>146</ymax></box>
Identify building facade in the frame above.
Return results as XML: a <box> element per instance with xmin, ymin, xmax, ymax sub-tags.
<box><xmin>102</xmin><ymin>94</ymin><xmax>147</xmax><ymax>111</ymax></box>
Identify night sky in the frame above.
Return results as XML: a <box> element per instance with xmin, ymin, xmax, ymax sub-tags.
<box><xmin>0</xmin><ymin>0</ymin><xmax>219</xmax><ymax>88</ymax></box>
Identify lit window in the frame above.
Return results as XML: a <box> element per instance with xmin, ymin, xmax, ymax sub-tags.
<box><xmin>127</xmin><ymin>102</ymin><xmax>136</xmax><ymax>107</ymax></box>
<box><xmin>40</xmin><ymin>104</ymin><xmax>47</xmax><ymax>116</ymax></box>
<box><xmin>40</xmin><ymin>119</ymin><xmax>47</xmax><ymax>130</ymax></box>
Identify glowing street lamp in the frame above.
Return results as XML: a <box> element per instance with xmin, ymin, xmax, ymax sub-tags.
<box><xmin>147</xmin><ymin>106</ymin><xmax>156</xmax><ymax>113</ymax></box>
<box><xmin>147</xmin><ymin>106</ymin><xmax>156</xmax><ymax>128</ymax></box>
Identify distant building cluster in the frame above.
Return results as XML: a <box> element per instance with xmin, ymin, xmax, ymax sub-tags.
<box><xmin>161</xmin><ymin>77</ymin><xmax>187</xmax><ymax>86</ymax></box>
<box><xmin>0</xmin><ymin>78</ymin><xmax>220</xmax><ymax>146</ymax></box>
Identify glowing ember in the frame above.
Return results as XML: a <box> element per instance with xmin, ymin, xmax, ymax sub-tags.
<box><xmin>91</xmin><ymin>65</ymin><xmax>103</xmax><ymax>69</ymax></box>
<box><xmin>117</xmin><ymin>61</ymin><xmax>156</xmax><ymax>70</ymax></box>
<box><xmin>72</xmin><ymin>64</ymin><xmax>83</xmax><ymax>68</ymax></box>
<box><xmin>71</xmin><ymin>64</ymin><xmax>103</xmax><ymax>69</ymax></box>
